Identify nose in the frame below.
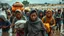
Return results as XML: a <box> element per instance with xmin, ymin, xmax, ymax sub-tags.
<box><xmin>32</xmin><ymin>16</ymin><xmax>35</xmax><ymax>18</ymax></box>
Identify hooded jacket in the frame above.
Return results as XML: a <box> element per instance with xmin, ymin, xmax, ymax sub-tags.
<box><xmin>0</xmin><ymin>15</ymin><xmax>11</xmax><ymax>32</ymax></box>
<box><xmin>24</xmin><ymin>10</ymin><xmax>46</xmax><ymax>36</ymax></box>
<box><xmin>0</xmin><ymin>15</ymin><xmax>6</xmax><ymax>21</ymax></box>
<box><xmin>24</xmin><ymin>18</ymin><xmax>46</xmax><ymax>36</ymax></box>
<box><xmin>0</xmin><ymin>10</ymin><xmax>7</xmax><ymax>19</ymax></box>
<box><xmin>38</xmin><ymin>10</ymin><xmax>44</xmax><ymax>19</ymax></box>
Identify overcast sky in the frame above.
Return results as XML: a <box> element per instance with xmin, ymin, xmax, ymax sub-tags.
<box><xmin>0</xmin><ymin>0</ymin><xmax>62</xmax><ymax>5</ymax></box>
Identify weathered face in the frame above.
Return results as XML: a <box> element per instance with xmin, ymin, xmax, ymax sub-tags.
<box><xmin>16</xmin><ymin>12</ymin><xmax>22</xmax><ymax>19</ymax></box>
<box><xmin>30</xmin><ymin>12</ymin><xmax>37</xmax><ymax>21</ymax></box>
<box><xmin>46</xmin><ymin>11</ymin><xmax>52</xmax><ymax>18</ymax></box>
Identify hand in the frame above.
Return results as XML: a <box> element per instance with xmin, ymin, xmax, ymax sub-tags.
<box><xmin>2</xmin><ymin>26</ymin><xmax>7</xmax><ymax>28</ymax></box>
<box><xmin>10</xmin><ymin>24</ymin><xmax>15</xmax><ymax>28</ymax></box>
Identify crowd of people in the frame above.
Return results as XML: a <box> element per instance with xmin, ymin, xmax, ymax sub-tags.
<box><xmin>0</xmin><ymin>2</ymin><xmax>64</xmax><ymax>36</ymax></box>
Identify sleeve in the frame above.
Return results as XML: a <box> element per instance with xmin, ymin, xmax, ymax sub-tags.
<box><xmin>10</xmin><ymin>17</ymin><xmax>13</xmax><ymax>23</ymax></box>
<box><xmin>40</xmin><ymin>21</ymin><xmax>46</xmax><ymax>31</ymax></box>
<box><xmin>40</xmin><ymin>21</ymin><xmax>46</xmax><ymax>36</ymax></box>
<box><xmin>6</xmin><ymin>21</ymin><xmax>11</xmax><ymax>26</ymax></box>
<box><xmin>24</xmin><ymin>22</ymin><xmax>28</xmax><ymax>36</ymax></box>
<box><xmin>42</xmin><ymin>16</ymin><xmax>45</xmax><ymax>23</ymax></box>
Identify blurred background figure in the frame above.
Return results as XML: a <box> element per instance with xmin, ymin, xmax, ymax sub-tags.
<box><xmin>42</xmin><ymin>9</ymin><xmax>56</xmax><ymax>36</ymax></box>
<box><xmin>0</xmin><ymin>15</ymin><xmax>11</xmax><ymax>36</ymax></box>
<box><xmin>62</xmin><ymin>8</ymin><xmax>64</xmax><ymax>25</ymax></box>
<box><xmin>6</xmin><ymin>9</ymin><xmax>11</xmax><ymax>21</ymax></box>
<box><xmin>24</xmin><ymin>7</ymin><xmax>30</xmax><ymax>20</ymax></box>
<box><xmin>38</xmin><ymin>10</ymin><xmax>44</xmax><ymax>20</ymax></box>
<box><xmin>54</xmin><ymin>9</ymin><xmax>62</xmax><ymax>31</ymax></box>
<box><xmin>11</xmin><ymin>9</ymin><xmax>26</xmax><ymax>36</ymax></box>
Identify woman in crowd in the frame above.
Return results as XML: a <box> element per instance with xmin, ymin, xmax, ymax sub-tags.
<box><xmin>42</xmin><ymin>9</ymin><xmax>56</xmax><ymax>36</ymax></box>
<box><xmin>24</xmin><ymin>10</ymin><xmax>46</xmax><ymax>36</ymax></box>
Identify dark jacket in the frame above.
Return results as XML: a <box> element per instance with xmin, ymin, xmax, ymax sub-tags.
<box><xmin>0</xmin><ymin>15</ymin><xmax>11</xmax><ymax>32</ymax></box>
<box><xmin>24</xmin><ymin>18</ymin><xmax>46</xmax><ymax>36</ymax></box>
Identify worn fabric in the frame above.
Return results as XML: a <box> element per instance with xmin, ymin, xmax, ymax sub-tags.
<box><xmin>10</xmin><ymin>16</ymin><xmax>15</xmax><ymax>23</ymax></box>
<box><xmin>0</xmin><ymin>10</ymin><xmax>7</xmax><ymax>19</ymax></box>
<box><xmin>42</xmin><ymin>16</ymin><xmax>55</xmax><ymax>26</ymax></box>
<box><xmin>2</xmin><ymin>32</ymin><xmax>9</xmax><ymax>36</ymax></box>
<box><xmin>42</xmin><ymin>16</ymin><xmax>55</xmax><ymax>33</ymax></box>
<box><xmin>0</xmin><ymin>15</ymin><xmax>11</xmax><ymax>32</ymax></box>
<box><xmin>12</xmin><ymin>16</ymin><xmax>26</xmax><ymax>36</ymax></box>
<box><xmin>2</xmin><ymin>20</ymin><xmax>11</xmax><ymax>32</ymax></box>
<box><xmin>24</xmin><ymin>18</ymin><xmax>46</xmax><ymax>36</ymax></box>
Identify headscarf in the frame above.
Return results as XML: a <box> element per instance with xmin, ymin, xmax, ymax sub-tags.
<box><xmin>29</xmin><ymin>10</ymin><xmax>38</xmax><ymax>22</ymax></box>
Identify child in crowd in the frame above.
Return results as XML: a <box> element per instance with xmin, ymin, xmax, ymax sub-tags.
<box><xmin>11</xmin><ymin>9</ymin><xmax>26</xmax><ymax>36</ymax></box>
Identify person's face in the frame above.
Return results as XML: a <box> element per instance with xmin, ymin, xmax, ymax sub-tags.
<box><xmin>16</xmin><ymin>13</ymin><xmax>22</xmax><ymax>19</ymax></box>
<box><xmin>30</xmin><ymin>12</ymin><xmax>37</xmax><ymax>21</ymax></box>
<box><xmin>7</xmin><ymin>12</ymin><xmax>11</xmax><ymax>16</ymax></box>
<box><xmin>12</xmin><ymin>12</ymin><xmax>15</xmax><ymax>16</ymax></box>
<box><xmin>26</xmin><ymin>12</ymin><xmax>29</xmax><ymax>16</ymax></box>
<box><xmin>40</xmin><ymin>12</ymin><xmax>43</xmax><ymax>16</ymax></box>
<box><xmin>58</xmin><ymin>11</ymin><xmax>61</xmax><ymax>14</ymax></box>
<box><xmin>46</xmin><ymin>11</ymin><xmax>52</xmax><ymax>18</ymax></box>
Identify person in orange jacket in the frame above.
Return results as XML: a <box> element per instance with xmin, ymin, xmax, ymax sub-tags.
<box><xmin>42</xmin><ymin>9</ymin><xmax>56</xmax><ymax>36</ymax></box>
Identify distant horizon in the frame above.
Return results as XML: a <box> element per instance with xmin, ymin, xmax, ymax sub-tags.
<box><xmin>0</xmin><ymin>0</ymin><xmax>62</xmax><ymax>6</ymax></box>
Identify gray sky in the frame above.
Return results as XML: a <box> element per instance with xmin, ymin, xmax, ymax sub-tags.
<box><xmin>0</xmin><ymin>0</ymin><xmax>62</xmax><ymax>5</ymax></box>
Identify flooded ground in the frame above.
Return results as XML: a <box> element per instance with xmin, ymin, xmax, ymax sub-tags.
<box><xmin>0</xmin><ymin>27</ymin><xmax>63</xmax><ymax>36</ymax></box>
<box><xmin>9</xmin><ymin>28</ymin><xmax>61</xmax><ymax>36</ymax></box>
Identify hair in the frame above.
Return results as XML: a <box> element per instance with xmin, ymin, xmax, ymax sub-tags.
<box><xmin>15</xmin><ymin>10</ymin><xmax>22</xmax><ymax>15</ymax></box>
<box><xmin>30</xmin><ymin>10</ymin><xmax>37</xmax><ymax>15</ymax></box>
<box><xmin>29</xmin><ymin>10</ymin><xmax>38</xmax><ymax>21</ymax></box>
<box><xmin>58</xmin><ymin>9</ymin><xmax>61</xmax><ymax>12</ymax></box>
<box><xmin>46</xmin><ymin>9</ymin><xmax>52</xmax><ymax>13</ymax></box>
